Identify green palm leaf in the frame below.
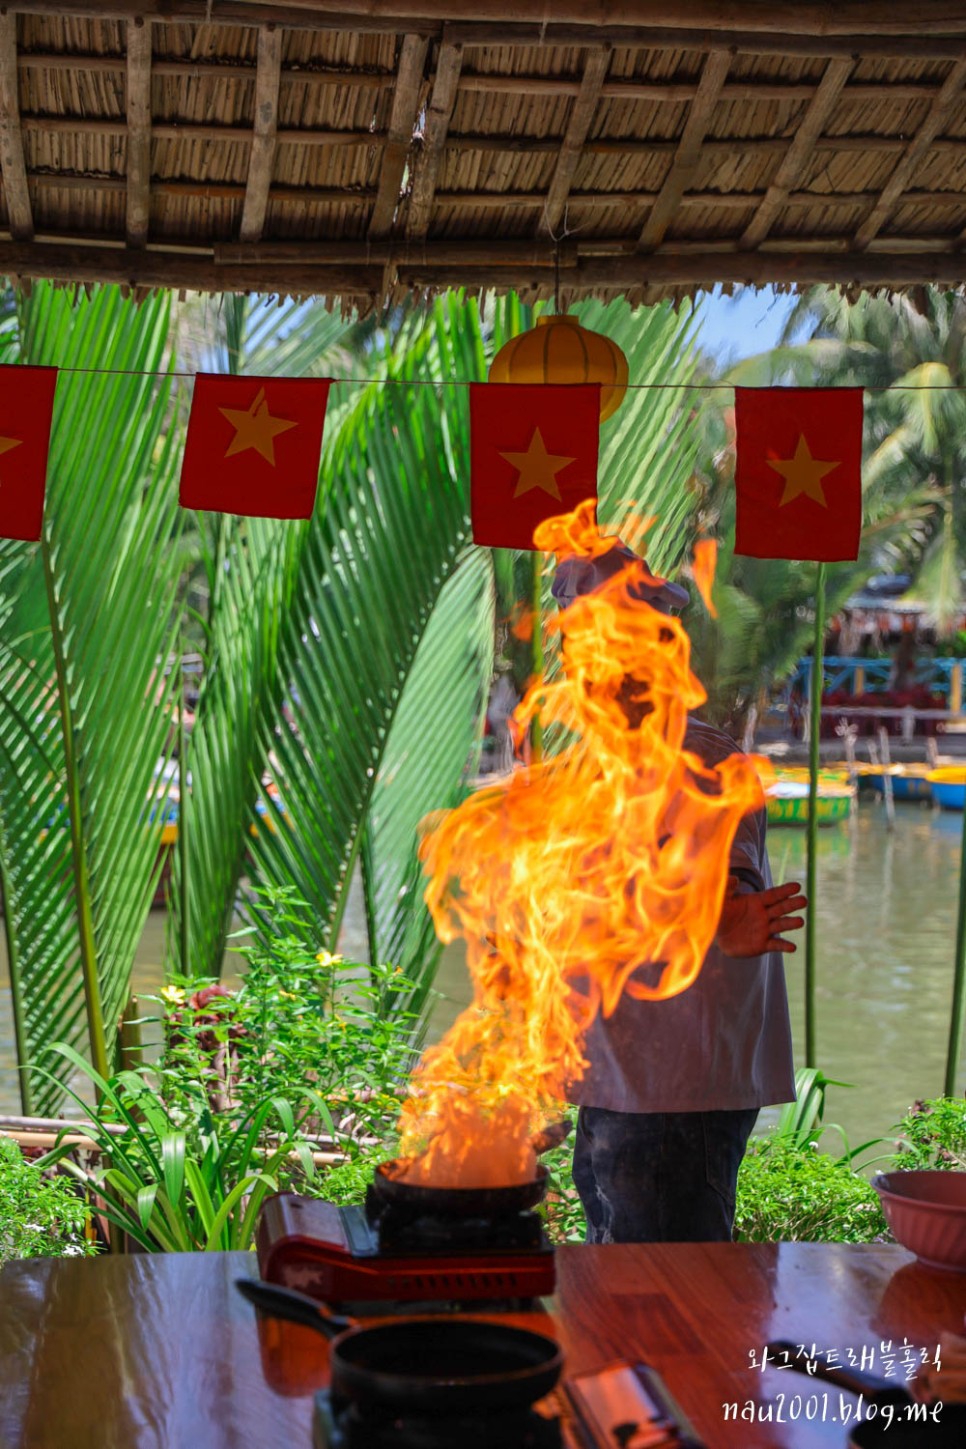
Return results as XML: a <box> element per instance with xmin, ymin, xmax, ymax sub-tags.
<box><xmin>168</xmin><ymin>295</ymin><xmax>356</xmax><ymax>979</ymax></box>
<box><xmin>0</xmin><ymin>283</ymin><xmax>181</xmax><ymax>1109</ymax></box>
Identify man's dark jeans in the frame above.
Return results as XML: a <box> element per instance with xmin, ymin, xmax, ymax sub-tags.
<box><xmin>572</xmin><ymin>1105</ymin><xmax>759</xmax><ymax>1243</ymax></box>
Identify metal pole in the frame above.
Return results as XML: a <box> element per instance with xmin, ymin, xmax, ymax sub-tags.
<box><xmin>944</xmin><ymin>791</ymin><xmax>966</xmax><ymax>1096</ymax></box>
<box><xmin>804</xmin><ymin>561</ymin><xmax>826</xmax><ymax>1069</ymax></box>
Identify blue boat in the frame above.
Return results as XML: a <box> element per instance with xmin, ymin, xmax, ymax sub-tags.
<box><xmin>928</xmin><ymin>768</ymin><xmax>966</xmax><ymax>810</ymax></box>
<box><xmin>861</xmin><ymin>765</ymin><xmax>934</xmax><ymax>803</ymax></box>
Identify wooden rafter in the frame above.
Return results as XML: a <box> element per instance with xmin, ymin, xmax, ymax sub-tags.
<box><xmin>540</xmin><ymin>45</ymin><xmax>610</xmax><ymax>238</ymax></box>
<box><xmin>853</xmin><ymin>56</ymin><xmax>966</xmax><ymax>250</ymax></box>
<box><xmin>369</xmin><ymin>32</ymin><xmax>428</xmax><ymax>240</ymax></box>
<box><xmin>125</xmin><ymin>19</ymin><xmax>152</xmax><ymax>248</ymax></box>
<box><xmin>637</xmin><ymin>47</ymin><xmax>732</xmax><ymax>252</ymax></box>
<box><xmin>406</xmin><ymin>39</ymin><xmax>462</xmax><ymax>241</ymax></box>
<box><xmin>0</xmin><ymin>13</ymin><xmax>32</xmax><ymax>242</ymax></box>
<box><xmin>240</xmin><ymin>26</ymin><xmax>283</xmax><ymax>245</ymax></box>
<box><xmin>740</xmin><ymin>56</ymin><xmax>854</xmax><ymax>250</ymax></box>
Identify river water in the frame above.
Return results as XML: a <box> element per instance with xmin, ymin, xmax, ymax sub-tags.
<box><xmin>1</xmin><ymin>799</ymin><xmax>963</xmax><ymax>1152</ymax></box>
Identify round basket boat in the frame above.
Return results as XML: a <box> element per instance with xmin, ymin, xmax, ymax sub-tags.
<box><xmin>765</xmin><ymin>781</ymin><xmax>853</xmax><ymax>827</ymax></box>
<box><xmin>861</xmin><ymin>764</ymin><xmax>934</xmax><ymax>803</ymax></box>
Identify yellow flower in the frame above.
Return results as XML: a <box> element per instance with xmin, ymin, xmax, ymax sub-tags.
<box><xmin>315</xmin><ymin>950</ymin><xmax>343</xmax><ymax>967</ymax></box>
<box><xmin>160</xmin><ymin>985</ymin><xmax>186</xmax><ymax>1006</ymax></box>
<box><xmin>278</xmin><ymin>989</ymin><xmax>297</xmax><ymax>1001</ymax></box>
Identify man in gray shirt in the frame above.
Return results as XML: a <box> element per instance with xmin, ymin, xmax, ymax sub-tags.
<box><xmin>553</xmin><ymin>543</ymin><xmax>805</xmax><ymax>1243</ymax></box>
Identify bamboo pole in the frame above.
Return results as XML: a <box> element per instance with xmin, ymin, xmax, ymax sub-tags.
<box><xmin>944</xmin><ymin>794</ymin><xmax>966</xmax><ymax>1096</ymax></box>
<box><xmin>804</xmin><ymin>562</ymin><xmax>826</xmax><ymax>1070</ymax></box>
<box><xmin>530</xmin><ymin>551</ymin><xmax>544</xmax><ymax>765</ymax></box>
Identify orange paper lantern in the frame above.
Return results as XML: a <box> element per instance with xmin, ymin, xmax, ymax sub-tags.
<box><xmin>488</xmin><ymin>314</ymin><xmax>629</xmax><ymax>422</ymax></box>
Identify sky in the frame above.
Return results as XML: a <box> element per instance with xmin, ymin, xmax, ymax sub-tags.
<box><xmin>692</xmin><ymin>285</ymin><xmax>798</xmax><ymax>363</ymax></box>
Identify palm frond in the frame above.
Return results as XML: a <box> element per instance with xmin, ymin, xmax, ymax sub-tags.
<box><xmin>0</xmin><ymin>283</ymin><xmax>182</xmax><ymax>1108</ymax></box>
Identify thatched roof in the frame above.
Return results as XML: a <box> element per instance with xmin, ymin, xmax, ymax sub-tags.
<box><xmin>3</xmin><ymin>2</ymin><xmax>966</xmax><ymax>309</ymax></box>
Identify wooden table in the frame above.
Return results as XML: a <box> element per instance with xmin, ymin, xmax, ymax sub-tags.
<box><xmin>1</xmin><ymin>1244</ymin><xmax>965</xmax><ymax>1448</ymax></box>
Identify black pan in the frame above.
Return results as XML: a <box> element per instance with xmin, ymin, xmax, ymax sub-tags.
<box><xmin>237</xmin><ymin>1277</ymin><xmax>563</xmax><ymax>1414</ymax></box>
<box><xmin>767</xmin><ymin>1338</ymin><xmax>966</xmax><ymax>1448</ymax></box>
<box><xmin>369</xmin><ymin>1159</ymin><xmax>549</xmax><ymax>1219</ymax></box>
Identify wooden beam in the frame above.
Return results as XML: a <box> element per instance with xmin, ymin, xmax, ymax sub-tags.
<box><xmin>10</xmin><ymin>49</ymin><xmax>957</xmax><ymax>107</ymax></box>
<box><xmin>0</xmin><ymin>238</ymin><xmax>385</xmax><ymax>295</ymax></box>
<box><xmin>214</xmin><ymin>237</ymin><xmax>577</xmax><ymax>266</ymax></box>
<box><xmin>541</xmin><ymin>46</ymin><xmax>610</xmax><ymax>238</ymax></box>
<box><xmin>125</xmin><ymin>18</ymin><xmax>152</xmax><ymax>247</ymax></box>
<box><xmin>459</xmin><ymin>74</ymin><xmax>953</xmax><ymax>103</ymax></box>
<box><xmin>240</xmin><ymin>26</ymin><xmax>283</xmax><ymax>245</ymax></box>
<box><xmin>195</xmin><ymin>2</ymin><xmax>966</xmax><ymax>37</ymax></box>
<box><xmin>3</xmin><ymin>3</ymin><xmax>966</xmax><ymax>58</ymax></box>
<box><xmin>18</xmin><ymin>51</ymin><xmax>396</xmax><ymax>88</ymax></box>
<box><xmin>369</xmin><ymin>33</ymin><xmax>428</xmax><ymax>240</ymax></box>
<box><xmin>0</xmin><ymin>13</ymin><xmax>32</xmax><ymax>241</ymax></box>
<box><xmin>740</xmin><ymin>56</ymin><xmax>854</xmax><ymax>250</ymax></box>
<box><xmin>446</xmin><ymin>21</ymin><xmax>966</xmax><ymax>63</ymax></box>
<box><xmin>18</xmin><ymin>112</ymin><xmax>963</xmax><ymax>163</ymax></box>
<box><xmin>2</xmin><ymin>236</ymin><xmax>966</xmax><ymax>294</ymax></box>
<box><xmin>406</xmin><ymin>39</ymin><xmax>462</xmax><ymax>241</ymax></box>
<box><xmin>853</xmin><ymin>56</ymin><xmax>966</xmax><ymax>250</ymax></box>
<box><xmin>637</xmin><ymin>47</ymin><xmax>732</xmax><ymax>252</ymax></box>
<box><xmin>397</xmin><ymin>250</ymin><xmax>966</xmax><ymax>291</ymax></box>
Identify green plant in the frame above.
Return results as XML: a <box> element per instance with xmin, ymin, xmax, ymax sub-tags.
<box><xmin>156</xmin><ymin>891</ymin><xmax>421</xmax><ymax>1148</ymax></box>
<box><xmin>892</xmin><ymin>1096</ymin><xmax>966</xmax><ymax>1171</ymax></box>
<box><xmin>37</xmin><ymin>1044</ymin><xmax>325</xmax><ymax>1253</ymax></box>
<box><xmin>0</xmin><ymin>1135</ymin><xmax>96</xmax><ymax>1263</ymax></box>
<box><xmin>0</xmin><ymin>283</ymin><xmax>183</xmax><ymax>1113</ymax></box>
<box><xmin>540</xmin><ymin>1129</ymin><xmax>587</xmax><ymax>1245</ymax></box>
<box><xmin>734</xmin><ymin>1138</ymin><xmax>890</xmax><ymax>1243</ymax></box>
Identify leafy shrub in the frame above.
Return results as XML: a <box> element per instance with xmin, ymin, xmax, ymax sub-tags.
<box><xmin>157</xmin><ymin>896</ymin><xmax>420</xmax><ymax>1150</ymax></box>
<box><xmin>38</xmin><ymin>1045</ymin><xmax>327</xmax><ymax>1253</ymax></box>
<box><xmin>735</xmin><ymin>1137</ymin><xmax>890</xmax><ymax>1244</ymax></box>
<box><xmin>0</xmin><ymin>1135</ymin><xmax>96</xmax><ymax>1263</ymax></box>
<box><xmin>892</xmin><ymin>1096</ymin><xmax>966</xmax><ymax>1171</ymax></box>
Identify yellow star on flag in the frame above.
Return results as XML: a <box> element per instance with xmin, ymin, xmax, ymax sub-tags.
<box><xmin>499</xmin><ymin>427</ymin><xmax>576</xmax><ymax>501</ymax></box>
<box><xmin>767</xmin><ymin>433</ymin><xmax>840</xmax><ymax>508</ymax></box>
<box><xmin>0</xmin><ymin>434</ymin><xmax>22</xmax><ymax>480</ymax></box>
<box><xmin>219</xmin><ymin>386</ymin><xmax>297</xmax><ymax>466</ymax></box>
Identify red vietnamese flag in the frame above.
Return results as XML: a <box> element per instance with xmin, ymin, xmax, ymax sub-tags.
<box><xmin>0</xmin><ymin>365</ymin><xmax>57</xmax><ymax>541</ymax></box>
<box><xmin>470</xmin><ymin>383</ymin><xmax>600</xmax><ymax>550</ymax></box>
<box><xmin>734</xmin><ymin>387</ymin><xmax>863</xmax><ymax>562</ymax></box>
<box><xmin>179</xmin><ymin>374</ymin><xmax>331</xmax><ymax>519</ymax></box>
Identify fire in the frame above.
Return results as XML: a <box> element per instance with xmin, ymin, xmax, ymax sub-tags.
<box><xmin>396</xmin><ymin>501</ymin><xmax>764</xmax><ymax>1188</ymax></box>
<box><xmin>691</xmin><ymin>537</ymin><xmax>718</xmax><ymax>618</ymax></box>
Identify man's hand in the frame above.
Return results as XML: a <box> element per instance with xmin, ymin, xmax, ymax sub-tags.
<box><xmin>716</xmin><ymin>878</ymin><xmax>806</xmax><ymax>958</ymax></box>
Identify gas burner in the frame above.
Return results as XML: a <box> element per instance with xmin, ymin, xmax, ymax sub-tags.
<box><xmin>258</xmin><ymin>1178</ymin><xmax>556</xmax><ymax>1307</ymax></box>
<box><xmin>313</xmin><ymin>1392</ymin><xmax>562</xmax><ymax>1449</ymax></box>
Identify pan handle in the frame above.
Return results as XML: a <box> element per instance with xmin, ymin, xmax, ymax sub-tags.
<box><xmin>235</xmin><ymin>1277</ymin><xmax>355</xmax><ymax>1339</ymax></box>
<box><xmin>765</xmin><ymin>1340</ymin><xmax>910</xmax><ymax>1405</ymax></box>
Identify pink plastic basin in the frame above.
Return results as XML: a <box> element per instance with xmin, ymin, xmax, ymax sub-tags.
<box><xmin>872</xmin><ymin>1170</ymin><xmax>966</xmax><ymax>1271</ymax></box>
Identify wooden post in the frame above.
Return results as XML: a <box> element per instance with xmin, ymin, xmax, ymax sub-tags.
<box><xmin>878</xmin><ymin>726</ymin><xmax>896</xmax><ymax>832</ymax></box>
<box><xmin>951</xmin><ymin>662</ymin><xmax>963</xmax><ymax>717</ymax></box>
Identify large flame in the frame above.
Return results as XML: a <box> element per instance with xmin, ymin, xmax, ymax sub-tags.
<box><xmin>396</xmin><ymin>501</ymin><xmax>765</xmax><ymax>1188</ymax></box>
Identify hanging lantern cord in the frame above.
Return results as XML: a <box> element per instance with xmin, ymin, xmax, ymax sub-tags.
<box><xmin>553</xmin><ymin>238</ymin><xmax>561</xmax><ymax>315</ymax></box>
